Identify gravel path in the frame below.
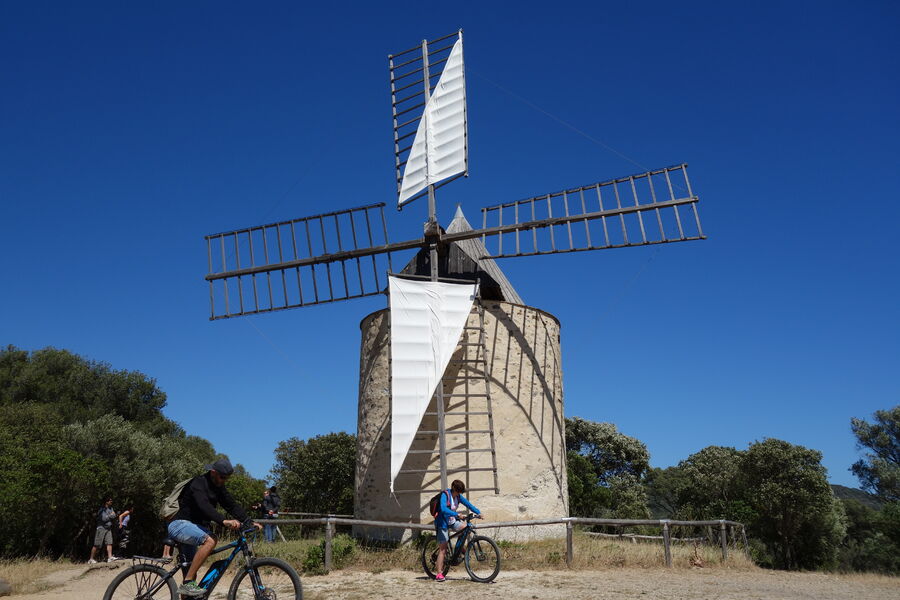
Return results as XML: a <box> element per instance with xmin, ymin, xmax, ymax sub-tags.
<box><xmin>12</xmin><ymin>564</ymin><xmax>899</xmax><ymax>600</ymax></box>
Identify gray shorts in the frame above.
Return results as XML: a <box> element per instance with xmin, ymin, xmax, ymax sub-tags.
<box><xmin>94</xmin><ymin>526</ymin><xmax>113</xmax><ymax>546</ymax></box>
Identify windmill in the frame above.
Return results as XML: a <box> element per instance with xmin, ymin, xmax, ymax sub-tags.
<box><xmin>204</xmin><ymin>30</ymin><xmax>705</xmax><ymax>535</ymax></box>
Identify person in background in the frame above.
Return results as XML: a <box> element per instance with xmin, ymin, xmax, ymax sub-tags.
<box><xmin>88</xmin><ymin>497</ymin><xmax>120</xmax><ymax>564</ymax></box>
<box><xmin>262</xmin><ymin>486</ymin><xmax>281</xmax><ymax>543</ymax></box>
<box><xmin>117</xmin><ymin>506</ymin><xmax>134</xmax><ymax>556</ymax></box>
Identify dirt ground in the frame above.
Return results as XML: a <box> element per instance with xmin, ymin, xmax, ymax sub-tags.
<box><xmin>11</xmin><ymin>563</ymin><xmax>900</xmax><ymax>600</ymax></box>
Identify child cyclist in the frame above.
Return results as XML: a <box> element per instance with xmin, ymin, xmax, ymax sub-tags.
<box><xmin>434</xmin><ymin>479</ymin><xmax>483</xmax><ymax>581</ymax></box>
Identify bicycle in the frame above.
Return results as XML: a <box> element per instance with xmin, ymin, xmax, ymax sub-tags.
<box><xmin>421</xmin><ymin>513</ymin><xmax>500</xmax><ymax>583</ymax></box>
<box><xmin>102</xmin><ymin>524</ymin><xmax>302</xmax><ymax>600</ymax></box>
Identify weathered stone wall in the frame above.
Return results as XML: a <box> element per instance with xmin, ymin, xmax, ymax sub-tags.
<box><xmin>354</xmin><ymin>301</ymin><xmax>568</xmax><ymax>541</ymax></box>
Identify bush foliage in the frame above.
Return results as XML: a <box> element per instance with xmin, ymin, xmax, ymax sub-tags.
<box><xmin>0</xmin><ymin>346</ymin><xmax>264</xmax><ymax>558</ymax></box>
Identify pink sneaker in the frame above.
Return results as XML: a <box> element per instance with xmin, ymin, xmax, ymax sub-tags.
<box><xmin>435</xmin><ymin>573</ymin><xmax>446</xmax><ymax>582</ymax></box>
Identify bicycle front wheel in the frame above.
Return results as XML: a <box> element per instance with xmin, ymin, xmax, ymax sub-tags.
<box><xmin>420</xmin><ymin>536</ymin><xmax>451</xmax><ymax>579</ymax></box>
<box><xmin>464</xmin><ymin>535</ymin><xmax>500</xmax><ymax>583</ymax></box>
<box><xmin>103</xmin><ymin>564</ymin><xmax>177</xmax><ymax>600</ymax></box>
<box><xmin>227</xmin><ymin>557</ymin><xmax>302</xmax><ymax>600</ymax></box>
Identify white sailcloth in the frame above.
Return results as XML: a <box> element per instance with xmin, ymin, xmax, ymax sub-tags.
<box><xmin>388</xmin><ymin>276</ymin><xmax>476</xmax><ymax>491</ymax></box>
<box><xmin>398</xmin><ymin>34</ymin><xmax>468</xmax><ymax>206</ymax></box>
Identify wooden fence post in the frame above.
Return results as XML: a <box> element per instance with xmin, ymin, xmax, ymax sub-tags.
<box><xmin>662</xmin><ymin>521</ymin><xmax>672</xmax><ymax>567</ymax></box>
<box><xmin>324</xmin><ymin>518</ymin><xmax>334</xmax><ymax>572</ymax></box>
<box><xmin>719</xmin><ymin>520</ymin><xmax>728</xmax><ymax>561</ymax></box>
<box><xmin>566</xmin><ymin>520</ymin><xmax>574</xmax><ymax>566</ymax></box>
<box><xmin>741</xmin><ymin>524</ymin><xmax>750</xmax><ymax>556</ymax></box>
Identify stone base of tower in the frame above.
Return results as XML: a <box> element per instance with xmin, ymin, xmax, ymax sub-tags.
<box><xmin>354</xmin><ymin>300</ymin><xmax>568</xmax><ymax>542</ymax></box>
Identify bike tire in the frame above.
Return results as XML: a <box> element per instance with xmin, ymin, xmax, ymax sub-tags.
<box><xmin>102</xmin><ymin>564</ymin><xmax>177</xmax><ymax>600</ymax></box>
<box><xmin>226</xmin><ymin>557</ymin><xmax>302</xmax><ymax>600</ymax></box>
<box><xmin>420</xmin><ymin>536</ymin><xmax>451</xmax><ymax>579</ymax></box>
<box><xmin>464</xmin><ymin>535</ymin><xmax>501</xmax><ymax>583</ymax></box>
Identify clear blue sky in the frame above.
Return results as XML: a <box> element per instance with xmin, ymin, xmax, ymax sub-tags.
<box><xmin>2</xmin><ymin>2</ymin><xmax>898</xmax><ymax>488</ymax></box>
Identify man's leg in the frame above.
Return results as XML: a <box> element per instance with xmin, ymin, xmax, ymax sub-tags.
<box><xmin>185</xmin><ymin>535</ymin><xmax>216</xmax><ymax>581</ymax></box>
<box><xmin>168</xmin><ymin>520</ymin><xmax>215</xmax><ymax>596</ymax></box>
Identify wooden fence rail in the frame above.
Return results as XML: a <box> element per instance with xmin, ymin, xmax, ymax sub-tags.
<box><xmin>256</xmin><ymin>516</ymin><xmax>748</xmax><ymax>571</ymax></box>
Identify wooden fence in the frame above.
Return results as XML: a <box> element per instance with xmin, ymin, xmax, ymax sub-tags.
<box><xmin>258</xmin><ymin>516</ymin><xmax>748</xmax><ymax>572</ymax></box>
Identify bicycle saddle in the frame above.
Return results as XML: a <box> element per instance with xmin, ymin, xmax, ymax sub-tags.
<box><xmin>162</xmin><ymin>537</ymin><xmax>176</xmax><ymax>547</ymax></box>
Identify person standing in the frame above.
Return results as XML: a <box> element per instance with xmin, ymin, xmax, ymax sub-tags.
<box><xmin>433</xmin><ymin>480</ymin><xmax>482</xmax><ymax>582</ymax></box>
<box><xmin>88</xmin><ymin>497</ymin><xmax>120</xmax><ymax>564</ymax></box>
<box><xmin>262</xmin><ymin>486</ymin><xmax>281</xmax><ymax>543</ymax></box>
<box><xmin>117</xmin><ymin>506</ymin><xmax>134</xmax><ymax>556</ymax></box>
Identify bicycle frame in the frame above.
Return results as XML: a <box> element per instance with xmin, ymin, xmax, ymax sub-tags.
<box><xmin>132</xmin><ymin>528</ymin><xmax>259</xmax><ymax>597</ymax></box>
<box><xmin>193</xmin><ymin>535</ymin><xmax>250</xmax><ymax>591</ymax></box>
<box><xmin>445</xmin><ymin>516</ymin><xmax>477</xmax><ymax>563</ymax></box>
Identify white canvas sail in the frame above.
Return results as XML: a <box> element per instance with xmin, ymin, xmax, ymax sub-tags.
<box><xmin>398</xmin><ymin>34</ymin><xmax>468</xmax><ymax>206</ymax></box>
<box><xmin>388</xmin><ymin>276</ymin><xmax>476</xmax><ymax>491</ymax></box>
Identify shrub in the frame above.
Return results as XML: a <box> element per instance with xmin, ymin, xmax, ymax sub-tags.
<box><xmin>302</xmin><ymin>534</ymin><xmax>357</xmax><ymax>574</ymax></box>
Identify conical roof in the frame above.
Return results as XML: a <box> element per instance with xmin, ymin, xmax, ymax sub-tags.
<box><xmin>399</xmin><ymin>206</ymin><xmax>523</xmax><ymax>304</ymax></box>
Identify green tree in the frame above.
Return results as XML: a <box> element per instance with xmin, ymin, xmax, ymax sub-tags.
<box><xmin>226</xmin><ymin>464</ymin><xmax>268</xmax><ymax>511</ymax></box>
<box><xmin>564</xmin><ymin>418</ymin><xmax>650</xmax><ymax>518</ymax></box>
<box><xmin>0</xmin><ymin>346</ymin><xmax>237</xmax><ymax>558</ymax></box>
<box><xmin>0</xmin><ymin>403</ymin><xmax>106</xmax><ymax>556</ymax></box>
<box><xmin>644</xmin><ymin>466</ymin><xmax>688</xmax><ymax>518</ymax></box>
<box><xmin>0</xmin><ymin>345</ymin><xmax>176</xmax><ymax>436</ymax></box>
<box><xmin>743</xmin><ymin>438</ymin><xmax>846</xmax><ymax>570</ymax></box>
<box><xmin>565</xmin><ymin>418</ymin><xmax>649</xmax><ymax>484</ymax></box>
<box><xmin>850</xmin><ymin>406</ymin><xmax>899</xmax><ymax>502</ymax></box>
<box><xmin>566</xmin><ymin>452</ymin><xmax>610</xmax><ymax>518</ymax></box>
<box><xmin>607</xmin><ymin>474</ymin><xmax>650</xmax><ymax>519</ymax></box>
<box><xmin>271</xmin><ymin>432</ymin><xmax>356</xmax><ymax>514</ymax></box>
<box><xmin>836</xmin><ymin>499</ymin><xmax>900</xmax><ymax>573</ymax></box>
<box><xmin>673</xmin><ymin>446</ymin><xmax>756</xmax><ymax>523</ymax></box>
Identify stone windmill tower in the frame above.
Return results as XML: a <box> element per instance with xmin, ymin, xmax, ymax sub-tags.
<box><xmin>203</xmin><ymin>30</ymin><xmax>705</xmax><ymax>539</ymax></box>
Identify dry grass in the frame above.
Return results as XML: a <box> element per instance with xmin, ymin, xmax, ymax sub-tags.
<box><xmin>331</xmin><ymin>531</ymin><xmax>756</xmax><ymax>574</ymax></box>
<box><xmin>494</xmin><ymin>533</ymin><xmax>755</xmax><ymax>571</ymax></box>
<box><xmin>0</xmin><ymin>558</ymin><xmax>75</xmax><ymax>595</ymax></box>
<box><xmin>826</xmin><ymin>571</ymin><xmax>899</xmax><ymax>585</ymax></box>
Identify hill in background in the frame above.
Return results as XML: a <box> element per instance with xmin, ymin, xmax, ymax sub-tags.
<box><xmin>831</xmin><ymin>484</ymin><xmax>883</xmax><ymax>510</ymax></box>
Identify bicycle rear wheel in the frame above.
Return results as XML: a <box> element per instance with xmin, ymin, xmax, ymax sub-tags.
<box><xmin>227</xmin><ymin>557</ymin><xmax>302</xmax><ymax>600</ymax></box>
<box><xmin>464</xmin><ymin>535</ymin><xmax>500</xmax><ymax>583</ymax></box>
<box><xmin>102</xmin><ymin>564</ymin><xmax>176</xmax><ymax>600</ymax></box>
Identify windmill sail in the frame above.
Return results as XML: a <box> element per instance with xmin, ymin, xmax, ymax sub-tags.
<box><xmin>388</xmin><ymin>276</ymin><xmax>475</xmax><ymax>491</ymax></box>
<box><xmin>392</xmin><ymin>32</ymin><xmax>468</xmax><ymax>208</ymax></box>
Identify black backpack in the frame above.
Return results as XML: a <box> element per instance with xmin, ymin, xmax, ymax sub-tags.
<box><xmin>429</xmin><ymin>489</ymin><xmax>451</xmax><ymax>519</ymax></box>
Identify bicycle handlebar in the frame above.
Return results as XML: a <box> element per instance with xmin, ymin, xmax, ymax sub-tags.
<box><xmin>240</xmin><ymin>519</ymin><xmax>260</xmax><ymax>535</ymax></box>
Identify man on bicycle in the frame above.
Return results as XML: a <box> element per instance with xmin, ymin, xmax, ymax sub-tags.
<box><xmin>167</xmin><ymin>457</ymin><xmax>260</xmax><ymax>597</ymax></box>
<box><xmin>434</xmin><ymin>479</ymin><xmax>482</xmax><ymax>582</ymax></box>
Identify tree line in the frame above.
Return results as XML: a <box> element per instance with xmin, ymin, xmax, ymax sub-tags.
<box><xmin>268</xmin><ymin>410</ymin><xmax>899</xmax><ymax>573</ymax></box>
<box><xmin>0</xmin><ymin>346</ymin><xmax>265</xmax><ymax>558</ymax></box>
<box><xmin>1</xmin><ymin>345</ymin><xmax>897</xmax><ymax>574</ymax></box>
